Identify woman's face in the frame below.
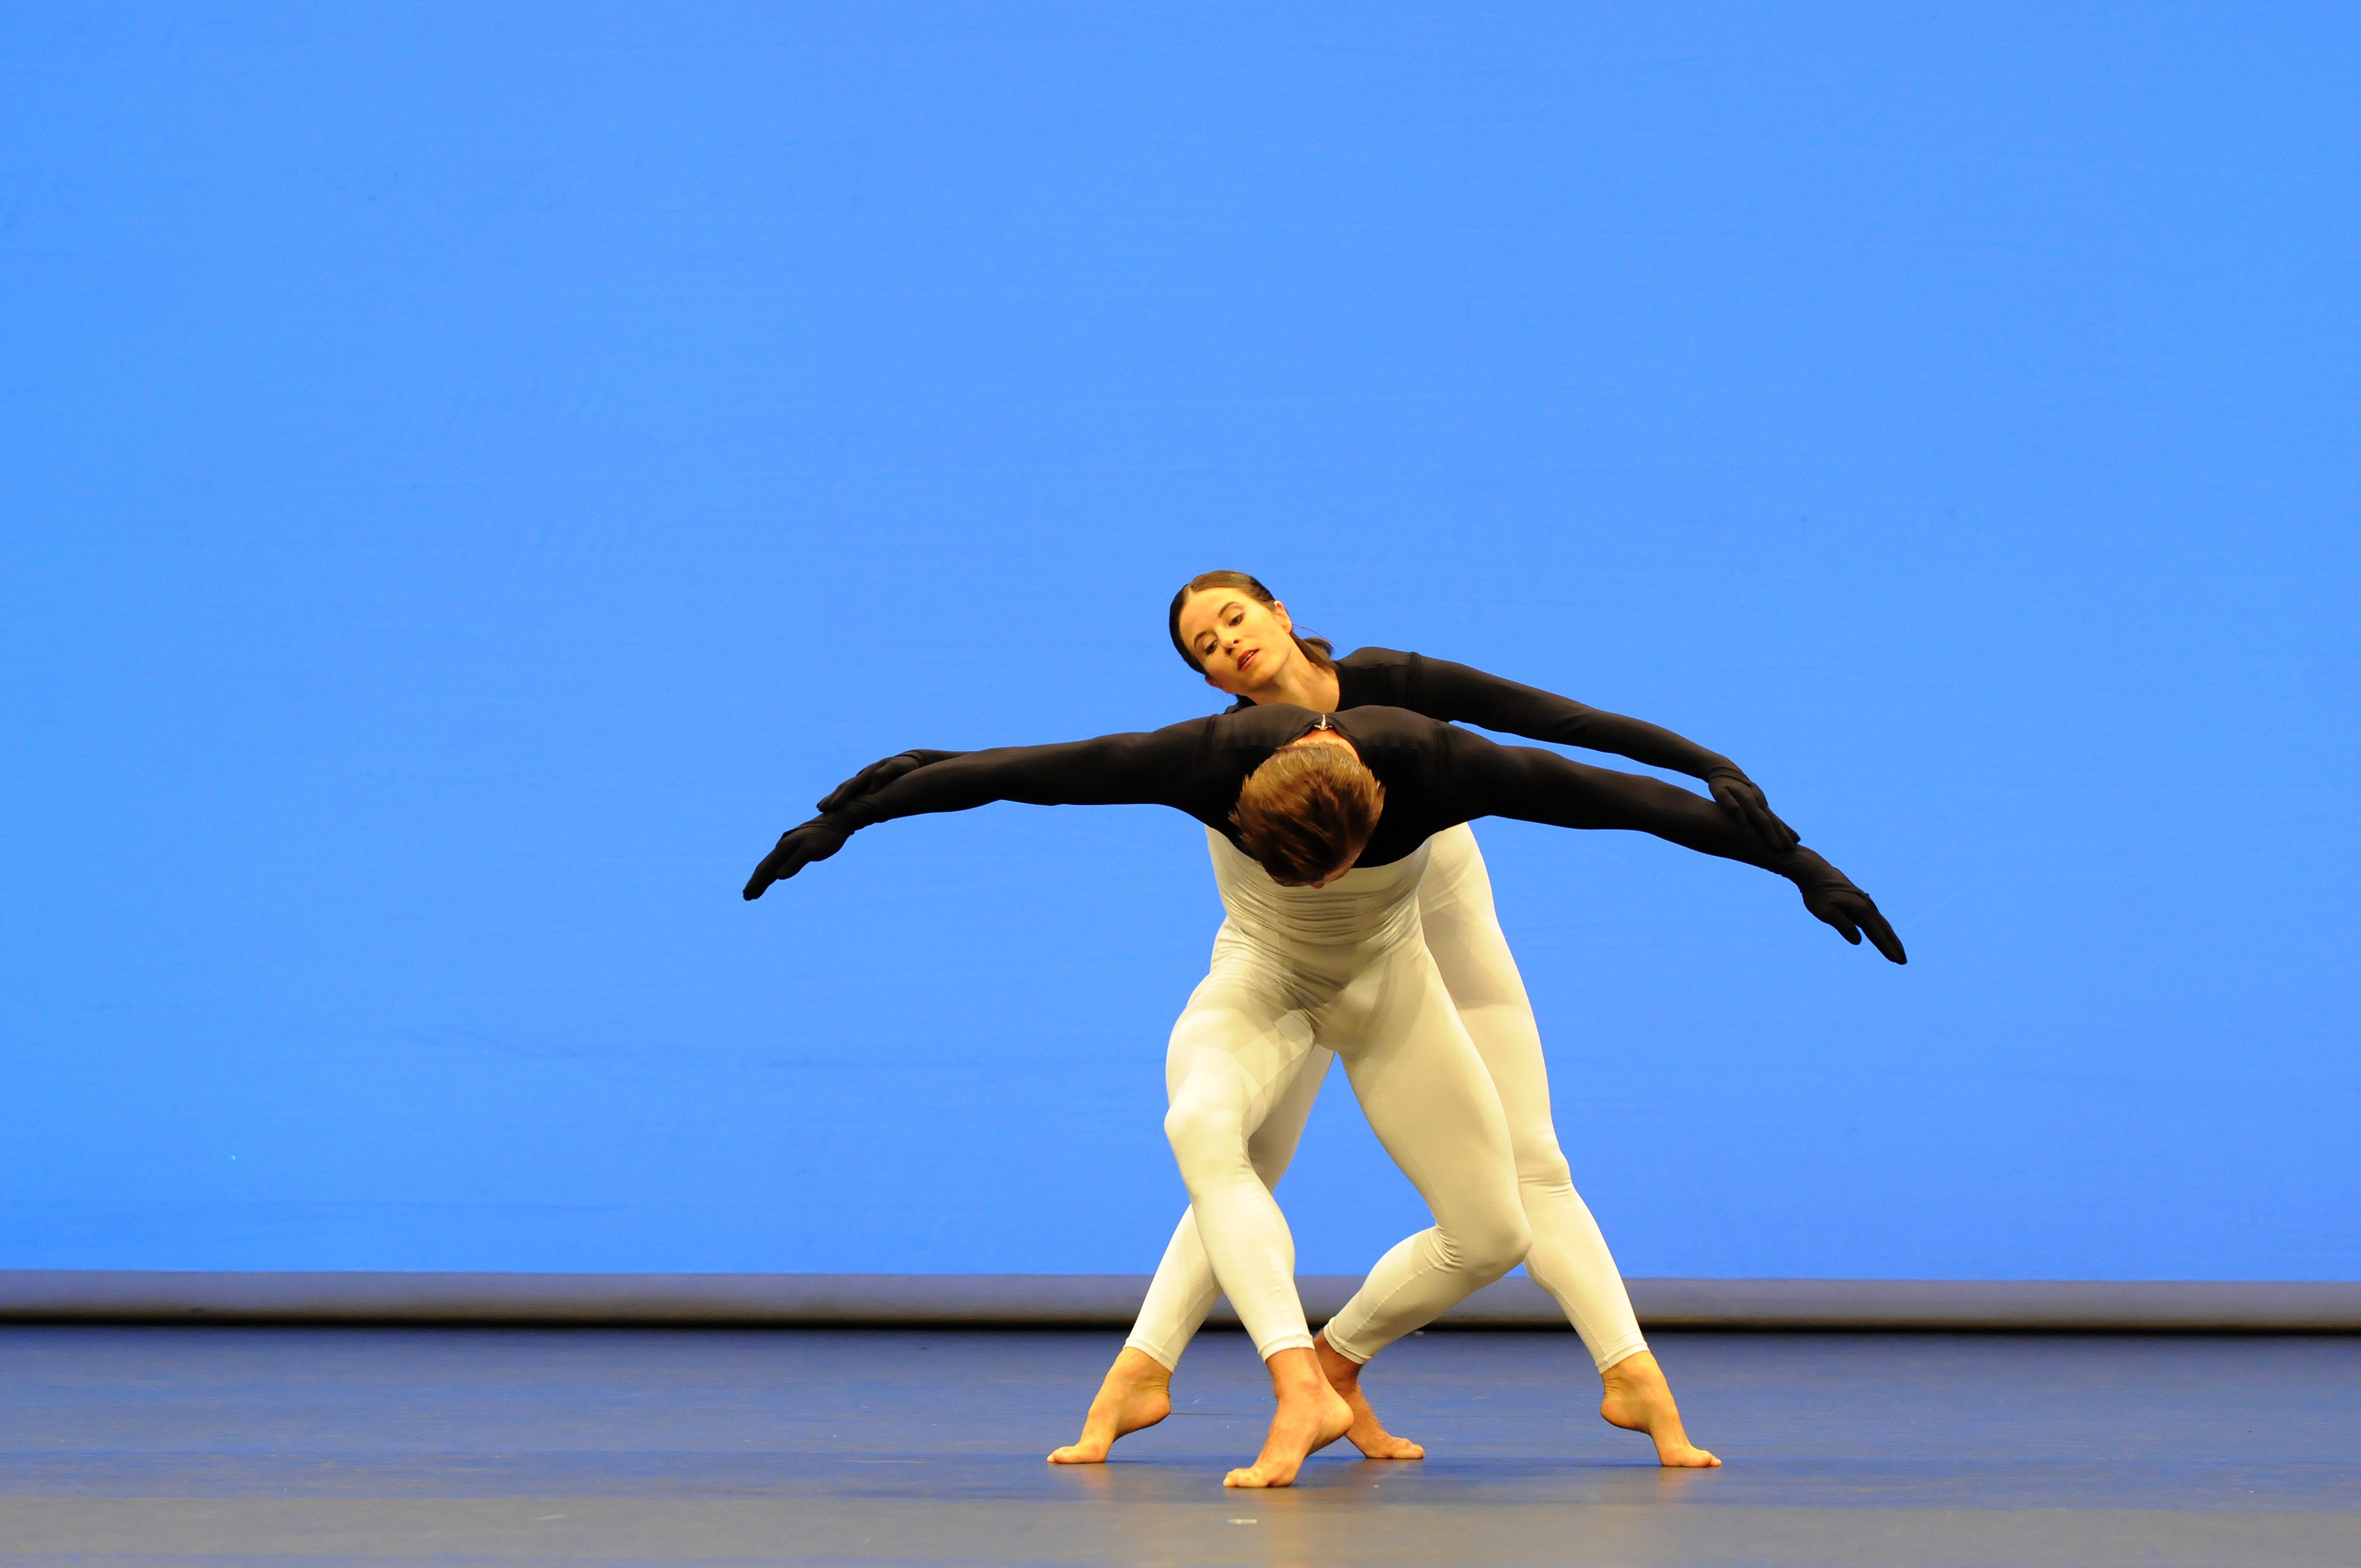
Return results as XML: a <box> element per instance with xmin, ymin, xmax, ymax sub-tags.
<box><xmin>1177</xmin><ymin>589</ymin><xmax>1298</xmax><ymax>695</ymax></box>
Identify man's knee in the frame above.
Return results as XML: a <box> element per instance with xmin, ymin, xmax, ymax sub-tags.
<box><xmin>1483</xmin><ymin>1214</ymin><xmax>1535</xmax><ymax>1278</ymax></box>
<box><xmin>1516</xmin><ymin>1140</ymin><xmax>1574</xmax><ymax>1196</ymax></box>
<box><xmin>1163</xmin><ymin>1099</ymin><xmax>1247</xmax><ymax>1179</ymax></box>
<box><xmin>1447</xmin><ymin>1211</ymin><xmax>1532</xmax><ymax>1283</ymax></box>
<box><xmin>1244</xmin><ymin>1136</ymin><xmax>1292</xmax><ymax>1188</ymax></box>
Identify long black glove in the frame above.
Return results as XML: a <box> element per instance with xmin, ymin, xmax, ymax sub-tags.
<box><xmin>814</xmin><ymin>750</ymin><xmax>960</xmax><ymax>813</ymax></box>
<box><xmin>1776</xmin><ymin>847</ymin><xmax>1906</xmax><ymax>963</ymax></box>
<box><xmin>1703</xmin><ymin>765</ymin><xmax>1800</xmax><ymax>856</ymax></box>
<box><xmin>743</xmin><ymin>816</ymin><xmax>855</xmax><ymax>900</ymax></box>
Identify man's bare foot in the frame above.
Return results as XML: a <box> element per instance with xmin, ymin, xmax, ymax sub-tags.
<box><xmin>1600</xmin><ymin>1348</ymin><xmax>1721</xmax><ymax>1467</ymax></box>
<box><xmin>1313</xmin><ymin>1332</ymin><xmax>1424</xmax><ymax>1460</ymax></box>
<box><xmin>1223</xmin><ymin>1346</ymin><xmax>1352</xmax><ymax>1488</ymax></box>
<box><xmin>1047</xmin><ymin>1347</ymin><xmax>1172</xmax><ymax>1463</ymax></box>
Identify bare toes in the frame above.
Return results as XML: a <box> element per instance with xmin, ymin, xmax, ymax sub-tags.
<box><xmin>1358</xmin><ymin>1436</ymin><xmax>1423</xmax><ymax>1460</ymax></box>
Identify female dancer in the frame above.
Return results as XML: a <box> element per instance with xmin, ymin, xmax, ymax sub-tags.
<box><xmin>748</xmin><ymin>699</ymin><xmax>1902</xmax><ymax>1485</ymax></box>
<box><xmin>819</xmin><ymin>573</ymin><xmax>1863</xmax><ymax>1472</ymax></box>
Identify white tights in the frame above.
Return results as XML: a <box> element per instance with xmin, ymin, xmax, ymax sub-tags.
<box><xmin>1130</xmin><ymin>825</ymin><xmax>1649</xmax><ymax>1374</ymax></box>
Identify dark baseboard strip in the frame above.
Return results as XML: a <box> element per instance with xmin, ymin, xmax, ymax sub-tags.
<box><xmin>1</xmin><ymin>1272</ymin><xmax>2355</xmax><ymax>1331</ymax></box>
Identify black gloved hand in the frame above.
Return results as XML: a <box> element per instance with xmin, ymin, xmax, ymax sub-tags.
<box><xmin>743</xmin><ymin>816</ymin><xmax>855</xmax><ymax>900</ymax></box>
<box><xmin>1777</xmin><ymin>847</ymin><xmax>1907</xmax><ymax>963</ymax></box>
<box><xmin>815</xmin><ymin>751</ymin><xmax>944</xmax><ymax>814</ymax></box>
<box><xmin>1704</xmin><ymin>765</ymin><xmax>1801</xmax><ymax>856</ymax></box>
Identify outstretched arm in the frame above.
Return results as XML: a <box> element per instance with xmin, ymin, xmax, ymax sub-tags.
<box><xmin>814</xmin><ymin>750</ymin><xmax>965</xmax><ymax>813</ymax></box>
<box><xmin>1449</xmin><ymin>731</ymin><xmax>1905</xmax><ymax>963</ymax></box>
<box><xmin>744</xmin><ymin>723</ymin><xmax>1210</xmax><ymax>900</ymax></box>
<box><xmin>1408</xmin><ymin>651</ymin><xmax>1798</xmax><ymax>852</ymax></box>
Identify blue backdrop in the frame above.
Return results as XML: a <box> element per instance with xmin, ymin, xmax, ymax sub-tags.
<box><xmin>5</xmin><ymin>4</ymin><xmax>2354</xmax><ymax>1281</ymax></box>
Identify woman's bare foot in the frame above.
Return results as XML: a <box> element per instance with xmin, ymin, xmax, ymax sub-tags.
<box><xmin>1223</xmin><ymin>1346</ymin><xmax>1352</xmax><ymax>1488</ymax></box>
<box><xmin>1599</xmin><ymin>1348</ymin><xmax>1720</xmax><ymax>1467</ymax></box>
<box><xmin>1313</xmin><ymin>1332</ymin><xmax>1424</xmax><ymax>1460</ymax></box>
<box><xmin>1047</xmin><ymin>1347</ymin><xmax>1172</xmax><ymax>1463</ymax></box>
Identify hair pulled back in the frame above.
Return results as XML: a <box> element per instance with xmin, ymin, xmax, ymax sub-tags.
<box><xmin>1168</xmin><ymin>570</ymin><xmax>1337</xmax><ymax>674</ymax></box>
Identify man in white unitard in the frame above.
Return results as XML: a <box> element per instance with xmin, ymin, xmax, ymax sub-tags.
<box><xmin>1122</xmin><ymin>822</ymin><xmax>1648</xmax><ymax>1420</ymax></box>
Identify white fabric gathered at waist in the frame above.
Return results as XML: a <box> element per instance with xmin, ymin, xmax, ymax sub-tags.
<box><xmin>1204</xmin><ymin>827</ymin><xmax>1430</xmax><ymax>951</ymax></box>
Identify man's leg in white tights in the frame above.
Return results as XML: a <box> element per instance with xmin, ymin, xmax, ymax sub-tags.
<box><xmin>1417</xmin><ymin>826</ymin><xmax>1646</xmax><ymax>1368</ymax></box>
<box><xmin>1312</xmin><ymin>940</ymin><xmax>1531</xmax><ymax>1453</ymax></box>
<box><xmin>1049</xmin><ymin>1043</ymin><xmax>1334</xmax><ymax>1464</ymax></box>
<box><xmin>1056</xmin><ymin>951</ymin><xmax>1350</xmax><ymax>1486</ymax></box>
<box><xmin>1119</xmin><ymin>1043</ymin><xmax>1420</xmax><ymax>1464</ymax></box>
<box><xmin>1415</xmin><ymin>825</ymin><xmax>1718</xmax><ymax>1467</ymax></box>
<box><xmin>1162</xmin><ymin>988</ymin><xmax>1321</xmax><ymax>1356</ymax></box>
<box><xmin>1127</xmin><ymin>1046</ymin><xmax>1335</xmax><ymax>1369</ymax></box>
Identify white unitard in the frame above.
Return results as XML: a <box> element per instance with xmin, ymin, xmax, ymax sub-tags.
<box><xmin>1130</xmin><ymin>823</ymin><xmax>1650</xmax><ymax>1373</ymax></box>
<box><xmin>1147</xmin><ymin>825</ymin><xmax>1535</xmax><ymax>1365</ymax></box>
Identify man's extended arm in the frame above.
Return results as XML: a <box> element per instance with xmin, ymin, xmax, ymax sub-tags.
<box><xmin>744</xmin><ymin>724</ymin><xmax>1210</xmax><ymax>899</ymax></box>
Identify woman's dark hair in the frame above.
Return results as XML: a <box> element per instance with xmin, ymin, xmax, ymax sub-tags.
<box><xmin>1167</xmin><ymin>570</ymin><xmax>1337</xmax><ymax>673</ymax></box>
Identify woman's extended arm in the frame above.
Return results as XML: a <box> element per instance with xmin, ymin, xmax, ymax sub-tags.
<box><xmin>814</xmin><ymin>750</ymin><xmax>965</xmax><ymax>813</ymax></box>
<box><xmin>1400</xmin><ymin>651</ymin><xmax>1799</xmax><ymax>852</ymax></box>
<box><xmin>744</xmin><ymin>724</ymin><xmax>1211</xmax><ymax>899</ymax></box>
<box><xmin>1439</xmin><ymin>727</ymin><xmax>1904</xmax><ymax>963</ymax></box>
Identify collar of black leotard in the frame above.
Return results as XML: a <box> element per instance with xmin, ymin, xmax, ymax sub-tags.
<box><xmin>1217</xmin><ymin>701</ymin><xmax>1364</xmax><ymax>754</ymax></box>
<box><xmin>1282</xmin><ymin>707</ymin><xmax>1359</xmax><ymax>749</ymax></box>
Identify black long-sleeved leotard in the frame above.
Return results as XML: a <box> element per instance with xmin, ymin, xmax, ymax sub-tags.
<box><xmin>751</xmin><ymin>703</ymin><xmax>1905</xmax><ymax>959</ymax></box>
<box><xmin>815</xmin><ymin>645</ymin><xmax>1793</xmax><ymax>847</ymax></box>
<box><xmin>834</xmin><ymin>705</ymin><xmax>1774</xmax><ymax>876</ymax></box>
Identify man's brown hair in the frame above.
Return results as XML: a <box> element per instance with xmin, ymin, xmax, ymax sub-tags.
<box><xmin>1231</xmin><ymin>744</ymin><xmax>1386</xmax><ymax>885</ymax></box>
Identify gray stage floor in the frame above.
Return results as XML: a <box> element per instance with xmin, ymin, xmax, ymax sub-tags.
<box><xmin>1</xmin><ymin>1326</ymin><xmax>2353</xmax><ymax>1566</ymax></box>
